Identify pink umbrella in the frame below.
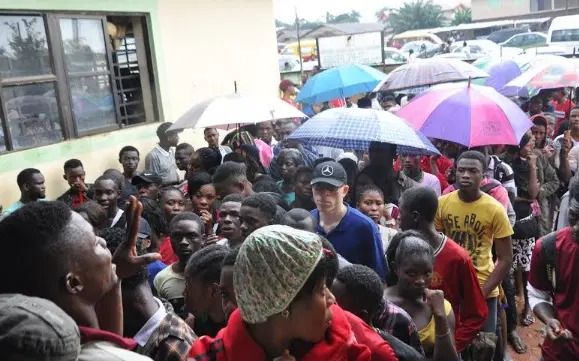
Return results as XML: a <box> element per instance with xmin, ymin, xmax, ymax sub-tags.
<box><xmin>397</xmin><ymin>83</ymin><xmax>533</xmax><ymax>147</ymax></box>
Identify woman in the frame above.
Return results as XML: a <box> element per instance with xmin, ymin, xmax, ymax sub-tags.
<box><xmin>531</xmin><ymin>114</ymin><xmax>556</xmax><ymax>164</ymax></box>
<box><xmin>385</xmin><ymin>231</ymin><xmax>458</xmax><ymax>361</ymax></box>
<box><xmin>188</xmin><ymin>172</ymin><xmax>218</xmax><ymax>237</ymax></box>
<box><xmin>157</xmin><ymin>187</ymin><xmax>186</xmax><ymax>265</ymax></box>
<box><xmin>502</xmin><ymin>133</ymin><xmax>559</xmax><ymax>326</ymax></box>
<box><xmin>189</xmin><ymin>225</ymin><xmax>399</xmax><ymax>361</ymax></box>
<box><xmin>276</xmin><ymin>148</ymin><xmax>304</xmax><ymax>206</ymax></box>
<box><xmin>356</xmin><ymin>185</ymin><xmax>397</xmax><ymax>252</ymax></box>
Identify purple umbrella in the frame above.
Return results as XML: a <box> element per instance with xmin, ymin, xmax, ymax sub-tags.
<box><xmin>484</xmin><ymin>60</ymin><xmax>524</xmax><ymax>92</ymax></box>
<box><xmin>397</xmin><ymin>83</ymin><xmax>532</xmax><ymax>147</ymax></box>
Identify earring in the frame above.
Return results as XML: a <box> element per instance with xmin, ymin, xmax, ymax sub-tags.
<box><xmin>281</xmin><ymin>309</ymin><xmax>290</xmax><ymax>319</ymax></box>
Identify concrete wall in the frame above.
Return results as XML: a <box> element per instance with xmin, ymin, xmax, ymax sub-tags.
<box><xmin>472</xmin><ymin>0</ymin><xmax>531</xmax><ymax>20</ymax></box>
<box><xmin>0</xmin><ymin>0</ymin><xmax>279</xmax><ymax>206</ymax></box>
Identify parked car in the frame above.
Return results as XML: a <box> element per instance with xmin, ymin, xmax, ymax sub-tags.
<box><xmin>501</xmin><ymin>32</ymin><xmax>546</xmax><ymax>49</ymax></box>
<box><xmin>487</xmin><ymin>28</ymin><xmax>526</xmax><ymax>43</ymax></box>
<box><xmin>438</xmin><ymin>40</ymin><xmax>522</xmax><ymax>60</ymax></box>
<box><xmin>547</xmin><ymin>14</ymin><xmax>579</xmax><ymax>54</ymax></box>
<box><xmin>383</xmin><ymin>47</ymin><xmax>408</xmax><ymax>64</ymax></box>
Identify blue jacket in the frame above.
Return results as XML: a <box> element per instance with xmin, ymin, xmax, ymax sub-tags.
<box><xmin>312</xmin><ymin>205</ymin><xmax>388</xmax><ymax>280</ymax></box>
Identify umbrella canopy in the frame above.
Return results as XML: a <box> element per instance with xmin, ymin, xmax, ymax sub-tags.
<box><xmin>296</xmin><ymin>64</ymin><xmax>386</xmax><ymax>105</ymax></box>
<box><xmin>397</xmin><ymin>83</ymin><xmax>532</xmax><ymax>147</ymax></box>
<box><xmin>168</xmin><ymin>94</ymin><xmax>307</xmax><ymax>131</ymax></box>
<box><xmin>472</xmin><ymin>56</ymin><xmax>530</xmax><ymax>92</ymax></box>
<box><xmin>287</xmin><ymin>107</ymin><xmax>440</xmax><ymax>155</ymax></box>
<box><xmin>502</xmin><ymin>55</ymin><xmax>576</xmax><ymax>97</ymax></box>
<box><xmin>374</xmin><ymin>58</ymin><xmax>488</xmax><ymax>92</ymax></box>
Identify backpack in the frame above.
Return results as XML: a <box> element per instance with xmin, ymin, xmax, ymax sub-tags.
<box><xmin>540</xmin><ymin>231</ymin><xmax>558</xmax><ymax>290</ymax></box>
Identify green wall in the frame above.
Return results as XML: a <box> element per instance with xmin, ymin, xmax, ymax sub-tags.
<box><xmin>0</xmin><ymin>0</ymin><xmax>167</xmax><ymax>171</ymax></box>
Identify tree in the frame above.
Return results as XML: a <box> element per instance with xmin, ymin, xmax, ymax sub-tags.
<box><xmin>326</xmin><ymin>10</ymin><xmax>361</xmax><ymax>24</ymax></box>
<box><xmin>451</xmin><ymin>8</ymin><xmax>472</xmax><ymax>26</ymax></box>
<box><xmin>387</xmin><ymin>0</ymin><xmax>444</xmax><ymax>34</ymax></box>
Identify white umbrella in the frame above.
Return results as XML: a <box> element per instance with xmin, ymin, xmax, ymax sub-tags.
<box><xmin>168</xmin><ymin>94</ymin><xmax>307</xmax><ymax>131</ymax></box>
<box><xmin>374</xmin><ymin>58</ymin><xmax>489</xmax><ymax>92</ymax></box>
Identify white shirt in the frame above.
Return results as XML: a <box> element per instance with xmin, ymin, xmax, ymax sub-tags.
<box><xmin>133</xmin><ymin>298</ymin><xmax>166</xmax><ymax>347</ymax></box>
<box><xmin>110</xmin><ymin>209</ymin><xmax>124</xmax><ymax>228</ymax></box>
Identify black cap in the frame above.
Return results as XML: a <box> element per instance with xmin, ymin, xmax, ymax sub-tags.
<box><xmin>311</xmin><ymin>161</ymin><xmax>347</xmax><ymax>187</ymax></box>
<box><xmin>131</xmin><ymin>173</ymin><xmax>162</xmax><ymax>186</ymax></box>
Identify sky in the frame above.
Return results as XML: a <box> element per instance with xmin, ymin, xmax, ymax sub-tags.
<box><xmin>273</xmin><ymin>0</ymin><xmax>469</xmax><ymax>24</ymax></box>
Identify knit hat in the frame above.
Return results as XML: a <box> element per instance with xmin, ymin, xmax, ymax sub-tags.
<box><xmin>233</xmin><ymin>225</ymin><xmax>323</xmax><ymax>324</ymax></box>
<box><xmin>0</xmin><ymin>294</ymin><xmax>80</xmax><ymax>361</ymax></box>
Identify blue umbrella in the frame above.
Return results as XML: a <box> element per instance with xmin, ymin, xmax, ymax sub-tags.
<box><xmin>296</xmin><ymin>64</ymin><xmax>386</xmax><ymax>105</ymax></box>
<box><xmin>287</xmin><ymin>107</ymin><xmax>439</xmax><ymax>155</ymax></box>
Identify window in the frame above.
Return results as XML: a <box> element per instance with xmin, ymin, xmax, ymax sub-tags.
<box><xmin>552</xmin><ymin>29</ymin><xmax>579</xmax><ymax>43</ymax></box>
<box><xmin>0</xmin><ymin>12</ymin><xmax>158</xmax><ymax>153</ymax></box>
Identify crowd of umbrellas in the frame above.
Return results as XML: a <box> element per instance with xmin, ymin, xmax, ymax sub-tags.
<box><xmin>169</xmin><ymin>54</ymin><xmax>579</xmax><ymax>152</ymax></box>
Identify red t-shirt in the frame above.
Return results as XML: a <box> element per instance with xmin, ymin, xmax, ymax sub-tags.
<box><xmin>159</xmin><ymin>236</ymin><xmax>178</xmax><ymax>265</ymax></box>
<box><xmin>344</xmin><ymin>311</ymin><xmax>399</xmax><ymax>361</ymax></box>
<box><xmin>393</xmin><ymin>156</ymin><xmax>453</xmax><ymax>191</ymax></box>
<box><xmin>528</xmin><ymin>227</ymin><xmax>579</xmax><ymax>361</ymax></box>
<box><xmin>429</xmin><ymin>236</ymin><xmax>488</xmax><ymax>352</ymax></box>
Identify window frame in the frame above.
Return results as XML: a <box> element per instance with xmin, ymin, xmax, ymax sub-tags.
<box><xmin>0</xmin><ymin>10</ymin><xmax>160</xmax><ymax>154</ymax></box>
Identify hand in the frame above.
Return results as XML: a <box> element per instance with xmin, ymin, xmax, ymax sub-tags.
<box><xmin>198</xmin><ymin>209</ymin><xmax>213</xmax><ymax>226</ymax></box>
<box><xmin>543</xmin><ymin>145</ymin><xmax>555</xmax><ymax>158</ymax></box>
<box><xmin>112</xmin><ymin>196</ymin><xmax>161</xmax><ymax>279</ymax></box>
<box><xmin>204</xmin><ymin>233</ymin><xmax>220</xmax><ymax>246</ymax></box>
<box><xmin>562</xmin><ymin>131</ymin><xmax>573</xmax><ymax>155</ymax></box>
<box><xmin>424</xmin><ymin>289</ymin><xmax>446</xmax><ymax>318</ymax></box>
<box><xmin>546</xmin><ymin>319</ymin><xmax>573</xmax><ymax>341</ymax></box>
<box><xmin>527</xmin><ymin>153</ymin><xmax>538</xmax><ymax>167</ymax></box>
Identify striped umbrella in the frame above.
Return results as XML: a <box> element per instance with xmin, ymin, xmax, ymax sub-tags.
<box><xmin>374</xmin><ymin>58</ymin><xmax>488</xmax><ymax>92</ymax></box>
<box><xmin>397</xmin><ymin>82</ymin><xmax>532</xmax><ymax>147</ymax></box>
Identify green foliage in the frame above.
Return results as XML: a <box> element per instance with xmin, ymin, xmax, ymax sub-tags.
<box><xmin>326</xmin><ymin>10</ymin><xmax>361</xmax><ymax>24</ymax></box>
<box><xmin>451</xmin><ymin>8</ymin><xmax>472</xmax><ymax>26</ymax></box>
<box><xmin>388</xmin><ymin>0</ymin><xmax>444</xmax><ymax>34</ymax></box>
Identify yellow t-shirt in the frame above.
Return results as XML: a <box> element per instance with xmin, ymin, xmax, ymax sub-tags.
<box><xmin>418</xmin><ymin>300</ymin><xmax>453</xmax><ymax>356</ymax></box>
<box><xmin>435</xmin><ymin>191</ymin><xmax>513</xmax><ymax>298</ymax></box>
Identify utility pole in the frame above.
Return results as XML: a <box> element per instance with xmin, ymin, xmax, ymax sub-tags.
<box><xmin>295</xmin><ymin>6</ymin><xmax>304</xmax><ymax>82</ymax></box>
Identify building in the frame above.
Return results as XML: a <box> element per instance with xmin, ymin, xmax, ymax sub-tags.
<box><xmin>473</xmin><ymin>0</ymin><xmax>579</xmax><ymax>20</ymax></box>
<box><xmin>0</xmin><ymin>0</ymin><xmax>279</xmax><ymax>206</ymax></box>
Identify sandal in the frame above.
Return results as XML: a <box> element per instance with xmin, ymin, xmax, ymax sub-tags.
<box><xmin>520</xmin><ymin>311</ymin><xmax>535</xmax><ymax>327</ymax></box>
<box><xmin>507</xmin><ymin>331</ymin><xmax>528</xmax><ymax>354</ymax></box>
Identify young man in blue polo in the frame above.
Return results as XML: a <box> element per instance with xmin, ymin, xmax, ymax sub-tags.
<box><xmin>311</xmin><ymin>160</ymin><xmax>388</xmax><ymax>280</ymax></box>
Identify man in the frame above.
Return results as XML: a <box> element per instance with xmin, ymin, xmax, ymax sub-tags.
<box><xmin>400</xmin><ymin>154</ymin><xmax>441</xmax><ymax>196</ymax></box>
<box><xmin>550</xmin><ymin>88</ymin><xmax>575</xmax><ymax>133</ymax></box>
<box><xmin>204</xmin><ymin>128</ymin><xmax>231</xmax><ymax>162</ymax></box>
<box><xmin>256</xmin><ymin>121</ymin><xmax>277</xmax><ymax>146</ymax></box>
<box><xmin>311</xmin><ymin>160</ymin><xmax>387</xmax><ymax>280</ymax></box>
<box><xmin>281</xmin><ymin>208</ymin><xmax>316</xmax><ymax>232</ymax></box>
<box><xmin>57</xmin><ymin>159</ymin><xmax>93</xmax><ymax>208</ymax></box>
<box><xmin>332</xmin><ymin>265</ymin><xmax>425</xmax><ymax>360</ymax></box>
<box><xmin>0</xmin><ymin>200</ymin><xmax>156</xmax><ymax>361</ymax></box>
<box><xmin>527</xmin><ymin>181</ymin><xmax>579</xmax><ymax>361</ymax></box>
<box><xmin>94</xmin><ymin>175</ymin><xmax>125</xmax><ymax>228</ymax></box>
<box><xmin>175</xmin><ymin>143</ymin><xmax>194</xmax><ymax>175</ymax></box>
<box><xmin>279</xmin><ymin>79</ymin><xmax>299</xmax><ymax>109</ymax></box>
<box><xmin>269</xmin><ymin>119</ymin><xmax>320</xmax><ymax>180</ymax></box>
<box><xmin>399</xmin><ymin>187</ymin><xmax>487</xmax><ymax>353</ymax></box>
<box><xmin>218</xmin><ymin>247</ymin><xmax>239</xmax><ymax>321</ymax></box>
<box><xmin>184</xmin><ymin>244</ymin><xmax>229</xmax><ymax>337</ymax></box>
<box><xmin>554</xmin><ymin>107</ymin><xmax>579</xmax><ymax>183</ymax></box>
<box><xmin>0</xmin><ymin>294</ymin><xmax>81</xmax><ymax>360</ymax></box>
<box><xmin>2</xmin><ymin>168</ymin><xmax>46</xmax><ymax>216</ymax></box>
<box><xmin>154</xmin><ymin>212</ymin><xmax>204</xmax><ymax>318</ymax></box>
<box><xmin>239</xmin><ymin>193</ymin><xmax>277</xmax><ymax>240</ymax></box>
<box><xmin>435</xmin><ymin>150</ymin><xmax>513</xmax><ymax>335</ymax></box>
<box><xmin>132</xmin><ymin>173</ymin><xmax>163</xmax><ymax>200</ymax></box>
<box><xmin>99</xmin><ymin>227</ymin><xmax>196</xmax><ymax>361</ymax></box>
<box><xmin>212</xmin><ymin>162</ymin><xmax>254</xmax><ymax>199</ymax></box>
<box><xmin>145</xmin><ymin>122</ymin><xmax>180</xmax><ymax>185</ymax></box>
<box><xmin>291</xmin><ymin>166</ymin><xmax>316</xmax><ymax>210</ymax></box>
<box><xmin>216</xmin><ymin>194</ymin><xmax>244</xmax><ymax>249</ymax></box>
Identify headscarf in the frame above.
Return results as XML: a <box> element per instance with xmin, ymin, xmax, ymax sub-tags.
<box><xmin>233</xmin><ymin>225</ymin><xmax>323</xmax><ymax>324</ymax></box>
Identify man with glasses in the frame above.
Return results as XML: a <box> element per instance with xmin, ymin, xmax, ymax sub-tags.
<box><xmin>310</xmin><ymin>160</ymin><xmax>388</xmax><ymax>280</ymax></box>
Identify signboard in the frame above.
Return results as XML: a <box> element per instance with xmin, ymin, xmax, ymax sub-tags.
<box><xmin>318</xmin><ymin>32</ymin><xmax>383</xmax><ymax>68</ymax></box>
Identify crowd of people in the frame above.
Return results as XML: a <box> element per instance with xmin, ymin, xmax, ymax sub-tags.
<box><xmin>0</xmin><ymin>83</ymin><xmax>577</xmax><ymax>361</ymax></box>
